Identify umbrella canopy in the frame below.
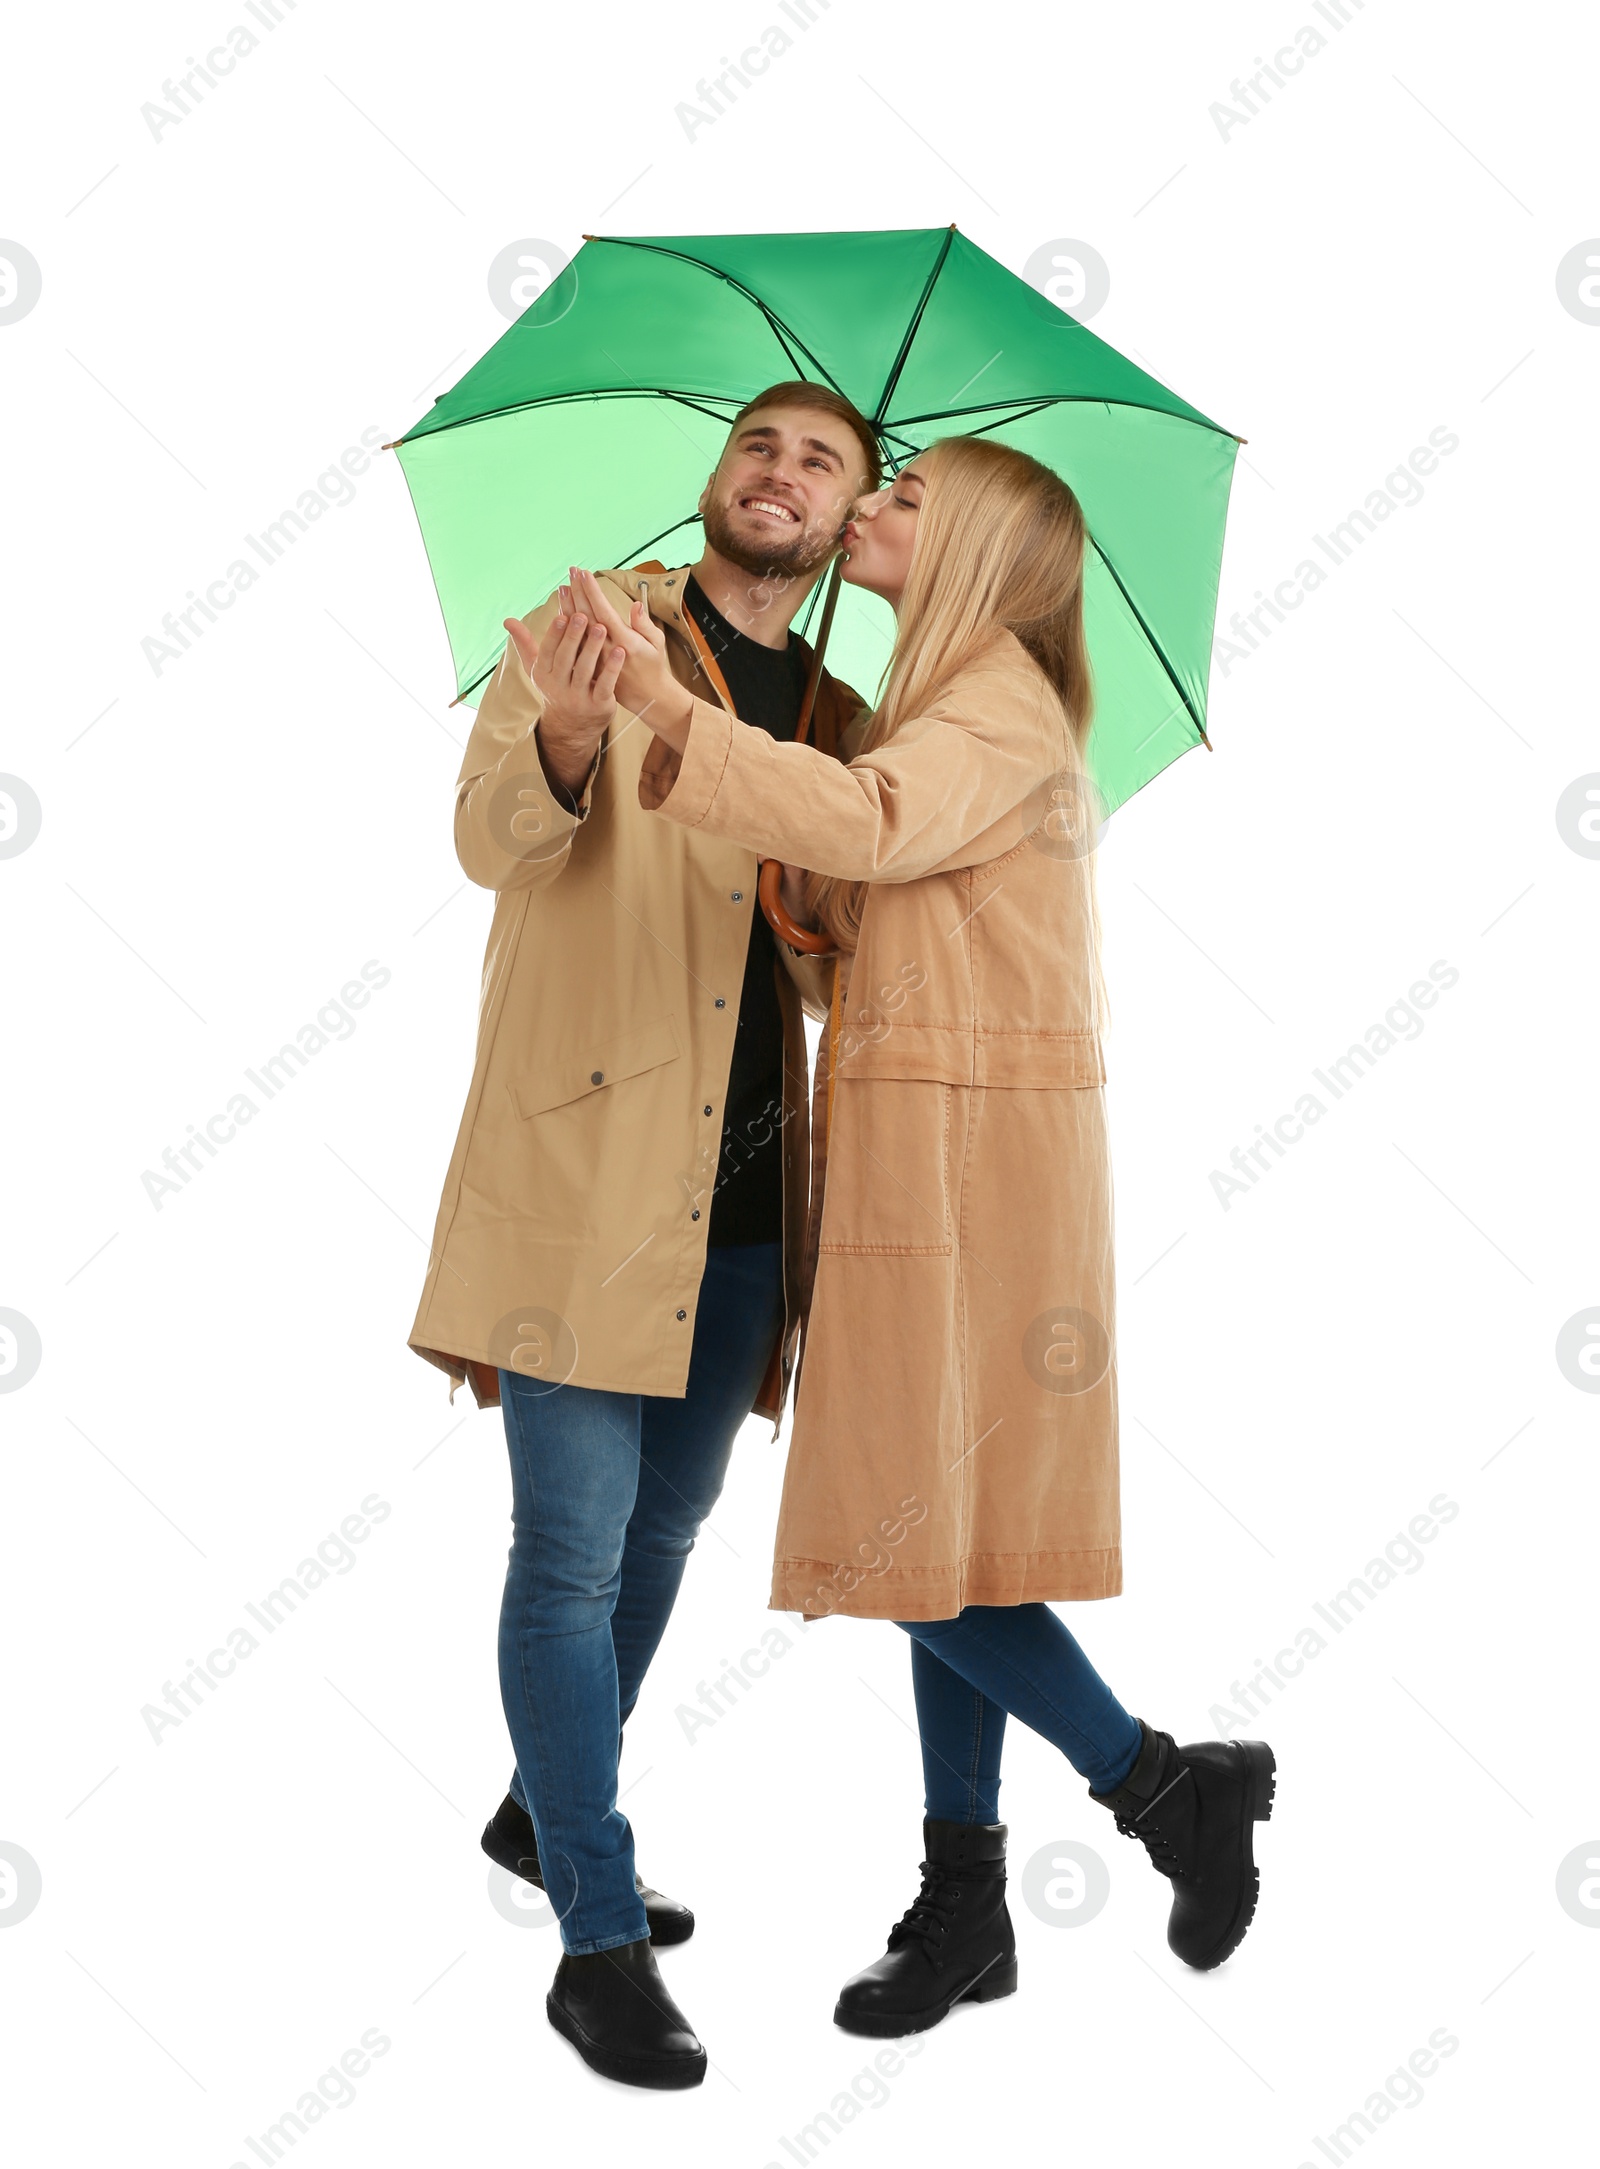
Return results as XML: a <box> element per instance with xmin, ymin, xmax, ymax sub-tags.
<box><xmin>391</xmin><ymin>224</ymin><xmax>1241</xmax><ymax>819</ymax></box>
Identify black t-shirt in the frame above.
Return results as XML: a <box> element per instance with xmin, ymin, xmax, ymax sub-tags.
<box><xmin>682</xmin><ymin>573</ymin><xmax>812</xmax><ymax>1248</ymax></box>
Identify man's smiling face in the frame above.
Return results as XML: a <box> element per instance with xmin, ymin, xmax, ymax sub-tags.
<box><xmin>699</xmin><ymin>406</ymin><xmax>867</xmax><ymax>579</ymax></box>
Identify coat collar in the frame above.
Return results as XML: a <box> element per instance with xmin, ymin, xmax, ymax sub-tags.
<box><xmin>613</xmin><ymin>560</ymin><xmax>697</xmax><ymax>631</ymax></box>
<box><xmin>608</xmin><ymin>558</ymin><xmax>867</xmax><ymax>757</ymax></box>
<box><xmin>618</xmin><ymin>561</ymin><xmax>732</xmax><ymax>708</ymax></box>
<box><xmin>617</xmin><ymin>560</ymin><xmax>809</xmax><ymax>649</ymax></box>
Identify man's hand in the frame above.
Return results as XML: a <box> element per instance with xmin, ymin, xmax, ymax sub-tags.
<box><xmin>502</xmin><ymin>587</ymin><xmax>625</xmax><ymax>796</ymax></box>
<box><xmin>568</xmin><ymin>567</ymin><xmax>694</xmax><ymax>749</ymax></box>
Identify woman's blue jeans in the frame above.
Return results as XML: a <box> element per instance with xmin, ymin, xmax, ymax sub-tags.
<box><xmin>497</xmin><ymin>1240</ymin><xmax>784</xmax><ymax>1955</ymax></box>
<box><xmin>896</xmin><ymin>1604</ymin><xmax>1144</xmax><ymax>1822</ymax></box>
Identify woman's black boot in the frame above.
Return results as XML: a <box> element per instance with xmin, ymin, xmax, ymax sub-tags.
<box><xmin>481</xmin><ymin>1792</ymin><xmax>694</xmax><ymax>1946</ymax></box>
<box><xmin>546</xmin><ymin>1937</ymin><xmax>707</xmax><ymax>2089</ymax></box>
<box><xmin>1087</xmin><ymin>1717</ymin><xmax>1276</xmax><ymax>1969</ymax></box>
<box><xmin>833</xmin><ymin>1818</ymin><xmax>1018</xmax><ymax>2037</ymax></box>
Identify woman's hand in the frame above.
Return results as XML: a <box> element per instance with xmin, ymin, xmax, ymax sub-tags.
<box><xmin>569</xmin><ymin>565</ymin><xmax>694</xmax><ymax>749</ymax></box>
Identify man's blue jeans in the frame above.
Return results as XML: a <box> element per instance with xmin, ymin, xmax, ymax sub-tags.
<box><xmin>496</xmin><ymin>1239</ymin><xmax>785</xmax><ymax>1955</ymax></box>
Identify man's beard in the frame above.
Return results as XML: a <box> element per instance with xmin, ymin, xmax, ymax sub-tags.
<box><xmin>700</xmin><ymin>492</ymin><xmax>844</xmax><ymax>584</ymax></box>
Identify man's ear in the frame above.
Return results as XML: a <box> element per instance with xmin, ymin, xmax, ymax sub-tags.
<box><xmin>697</xmin><ymin>469</ymin><xmax>716</xmax><ymax>517</ymax></box>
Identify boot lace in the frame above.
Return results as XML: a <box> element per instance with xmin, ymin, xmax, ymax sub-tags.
<box><xmin>1111</xmin><ymin>1772</ymin><xmax>1190</xmax><ymax>1882</ymax></box>
<box><xmin>886</xmin><ymin>1862</ymin><xmax>964</xmax><ymax>1952</ymax></box>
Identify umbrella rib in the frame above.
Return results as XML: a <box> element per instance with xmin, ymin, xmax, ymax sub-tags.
<box><xmin>878</xmin><ymin>385</ymin><xmax>1216</xmax><ymax>748</ymax></box>
<box><xmin>885</xmin><ymin>395</ymin><xmax>1055</xmax><ymax>432</ymax></box>
<box><xmin>448</xmin><ymin>503</ymin><xmax>828</xmax><ymax>709</ymax></box>
<box><xmin>612</xmin><ymin>509</ymin><xmax>706</xmax><ymax>568</ymax></box>
<box><xmin>905</xmin><ymin>388</ymin><xmax>1222</xmax><ymax>746</ymax></box>
<box><xmin>865</xmin><ymin>400</ymin><xmax>1072</xmax><ymax>472</ymax></box>
<box><xmin>870</xmin><ymin>225</ymin><xmax>957</xmax><ymax>423</ymax></box>
<box><xmin>400</xmin><ymin>384</ymin><xmax>760</xmax><ymax>445</ymax></box>
<box><xmin>887</xmin><ymin>392</ymin><xmax>1244</xmax><ymax>446</ymax></box>
<box><xmin>1085</xmin><ymin>528</ymin><xmax>1208</xmax><ymax>748</ymax></box>
<box><xmin>879</xmin><ymin>387</ymin><xmax>1229</xmax><ymax>739</ymax></box>
<box><xmin>916</xmin><ymin>398</ymin><xmax>1059</xmax><ymax>443</ymax></box>
<box><xmin>455</xmin><ymin>655</ymin><xmax>499</xmax><ymax>704</ymax></box>
<box><xmin>449</xmin><ymin>495</ymin><xmax>840</xmax><ymax>706</ymax></box>
<box><xmin>448</xmin><ymin>506</ymin><xmax>706</xmax><ymax>706</ymax></box>
<box><xmin>761</xmin><ymin>313</ymin><xmax>814</xmax><ymax>384</ymax></box>
<box><xmin>580</xmin><ymin>235</ymin><xmax>847</xmax><ymax>393</ymax></box>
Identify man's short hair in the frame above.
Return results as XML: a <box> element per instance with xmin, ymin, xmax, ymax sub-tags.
<box><xmin>725</xmin><ymin>381</ymin><xmax>884</xmax><ymax>495</ymax></box>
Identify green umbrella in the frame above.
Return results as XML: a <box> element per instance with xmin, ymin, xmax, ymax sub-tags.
<box><xmin>389</xmin><ymin>224</ymin><xmax>1243</xmax><ymax>820</ymax></box>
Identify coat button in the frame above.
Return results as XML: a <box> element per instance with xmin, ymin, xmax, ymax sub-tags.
<box><xmin>691</xmin><ymin>1209</ymin><xmax>700</xmax><ymax>1220</ymax></box>
<box><xmin>703</xmin><ymin>1104</ymin><xmax>713</xmax><ymax>1116</ymax></box>
<box><xmin>590</xmin><ymin>1070</ymin><xmax>604</xmax><ymax>1084</ymax></box>
<box><xmin>715</xmin><ymin>997</ymin><xmax>726</xmax><ymax>1008</ymax></box>
<box><xmin>731</xmin><ymin>890</ymin><xmax>743</xmax><ymax>901</ymax></box>
<box><xmin>675</xmin><ymin>1308</ymin><xmax>687</xmax><ymax>1320</ymax></box>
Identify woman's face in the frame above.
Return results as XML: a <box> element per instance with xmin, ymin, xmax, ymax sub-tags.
<box><xmin>839</xmin><ymin>460</ymin><xmax>926</xmax><ymax>610</ymax></box>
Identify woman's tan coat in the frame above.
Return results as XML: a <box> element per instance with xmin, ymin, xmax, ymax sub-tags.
<box><xmin>639</xmin><ymin>631</ymin><xmax>1121</xmax><ymax>1621</ymax></box>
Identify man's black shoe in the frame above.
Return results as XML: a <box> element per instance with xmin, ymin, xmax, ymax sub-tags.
<box><xmin>547</xmin><ymin>1937</ymin><xmax>707</xmax><ymax>2089</ymax></box>
<box><xmin>481</xmin><ymin>1792</ymin><xmax>694</xmax><ymax>1946</ymax></box>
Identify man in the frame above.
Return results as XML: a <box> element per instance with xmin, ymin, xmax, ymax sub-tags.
<box><xmin>408</xmin><ymin>382</ymin><xmax>880</xmax><ymax>2088</ymax></box>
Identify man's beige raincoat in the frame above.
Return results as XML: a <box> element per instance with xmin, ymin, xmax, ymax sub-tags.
<box><xmin>407</xmin><ymin>563</ymin><xmax>866</xmax><ymax>1437</ymax></box>
<box><xmin>637</xmin><ymin>630</ymin><xmax>1121</xmax><ymax>1621</ymax></box>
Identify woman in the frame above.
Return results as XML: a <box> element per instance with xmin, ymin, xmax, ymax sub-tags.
<box><xmin>563</xmin><ymin>434</ymin><xmax>1275</xmax><ymax>2038</ymax></box>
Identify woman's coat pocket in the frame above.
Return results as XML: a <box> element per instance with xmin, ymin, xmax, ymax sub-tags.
<box><xmin>818</xmin><ymin>1076</ymin><xmax>954</xmax><ymax>1256</ymax></box>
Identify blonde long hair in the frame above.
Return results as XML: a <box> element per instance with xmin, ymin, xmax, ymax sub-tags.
<box><xmin>804</xmin><ymin>433</ymin><xmax>1110</xmax><ymax>1027</ymax></box>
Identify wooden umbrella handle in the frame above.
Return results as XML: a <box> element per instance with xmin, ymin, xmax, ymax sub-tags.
<box><xmin>759</xmin><ymin>855</ymin><xmax>836</xmax><ymax>955</ymax></box>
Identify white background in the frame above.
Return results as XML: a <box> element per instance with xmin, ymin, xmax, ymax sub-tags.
<box><xmin>2</xmin><ymin>1</ymin><xmax>1596</xmax><ymax>2162</ymax></box>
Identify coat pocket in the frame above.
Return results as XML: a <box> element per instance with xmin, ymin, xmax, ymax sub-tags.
<box><xmin>511</xmin><ymin>1012</ymin><xmax>681</xmax><ymax>1119</ymax></box>
<box><xmin>818</xmin><ymin>1076</ymin><xmax>953</xmax><ymax>1256</ymax></box>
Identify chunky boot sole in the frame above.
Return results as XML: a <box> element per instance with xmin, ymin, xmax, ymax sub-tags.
<box><xmin>1183</xmin><ymin>1739</ymin><xmax>1276</xmax><ymax>1971</ymax></box>
<box><xmin>545</xmin><ymin>1993</ymin><xmax>707</xmax><ymax>2089</ymax></box>
<box><xmin>833</xmin><ymin>1952</ymin><xmax>1019</xmax><ymax>2038</ymax></box>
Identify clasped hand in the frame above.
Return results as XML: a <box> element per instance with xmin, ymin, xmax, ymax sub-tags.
<box><xmin>502</xmin><ymin>565</ymin><xmax>692</xmax><ymax>751</ymax></box>
<box><xmin>500</xmin><ymin>566</ymin><xmax>814</xmax><ymax>928</ymax></box>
